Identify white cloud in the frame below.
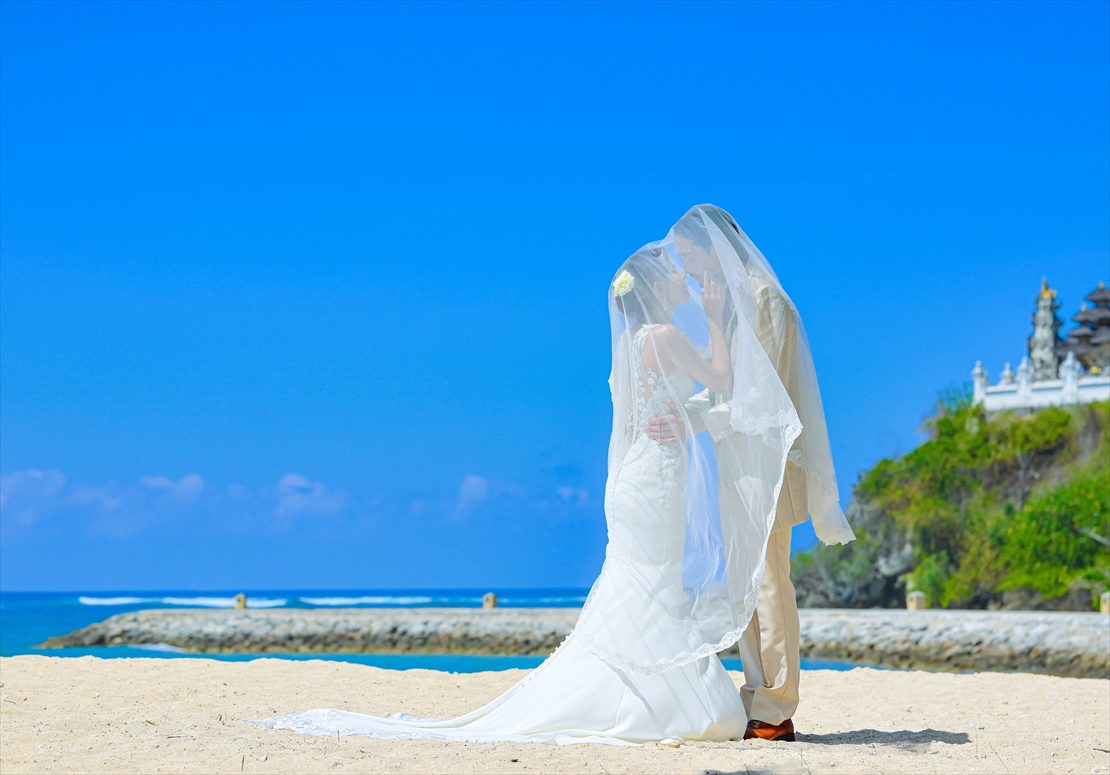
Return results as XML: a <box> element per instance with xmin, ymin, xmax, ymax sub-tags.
<box><xmin>70</xmin><ymin>484</ymin><xmax>122</xmax><ymax>511</ymax></box>
<box><xmin>1</xmin><ymin>469</ymin><xmax>348</xmax><ymax>537</ymax></box>
<box><xmin>556</xmin><ymin>486</ymin><xmax>590</xmax><ymax>507</ymax></box>
<box><xmin>2</xmin><ymin>470</ymin><xmax>209</xmax><ymax>537</ymax></box>
<box><xmin>453</xmin><ymin>474</ymin><xmax>533</xmax><ymax>519</ymax></box>
<box><xmin>456</xmin><ymin>474</ymin><xmax>490</xmax><ymax>513</ymax></box>
<box><xmin>0</xmin><ymin>469</ymin><xmax>68</xmax><ymax>526</ymax></box>
<box><xmin>274</xmin><ymin>473</ymin><xmax>346</xmax><ymax>518</ymax></box>
<box><xmin>140</xmin><ymin>474</ymin><xmax>204</xmax><ymax>500</ymax></box>
<box><xmin>0</xmin><ymin>469</ymin><xmax>67</xmax><ymax>505</ymax></box>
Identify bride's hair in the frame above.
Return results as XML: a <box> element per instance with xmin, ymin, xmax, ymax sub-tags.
<box><xmin>613</xmin><ymin>249</ymin><xmax>671</xmax><ymax>324</ymax></box>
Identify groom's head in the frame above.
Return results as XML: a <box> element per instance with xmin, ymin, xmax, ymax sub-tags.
<box><xmin>673</xmin><ymin>212</ymin><xmax>725</xmax><ymax>288</ymax></box>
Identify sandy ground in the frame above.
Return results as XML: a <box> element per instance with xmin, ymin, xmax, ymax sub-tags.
<box><xmin>1</xmin><ymin>656</ymin><xmax>1108</xmax><ymax>775</ymax></box>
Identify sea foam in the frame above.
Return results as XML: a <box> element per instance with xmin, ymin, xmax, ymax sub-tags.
<box><xmin>160</xmin><ymin>596</ymin><xmax>287</xmax><ymax>608</ymax></box>
<box><xmin>133</xmin><ymin>642</ymin><xmax>187</xmax><ymax>653</ymax></box>
<box><xmin>78</xmin><ymin>596</ymin><xmax>287</xmax><ymax>608</ymax></box>
<box><xmin>300</xmin><ymin>596</ymin><xmax>436</xmax><ymax>606</ymax></box>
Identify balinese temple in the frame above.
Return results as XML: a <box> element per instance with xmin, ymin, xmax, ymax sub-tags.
<box><xmin>973</xmin><ymin>279</ymin><xmax>1110</xmax><ymax>413</ymax></box>
<box><xmin>1059</xmin><ymin>281</ymin><xmax>1110</xmax><ymax>373</ymax></box>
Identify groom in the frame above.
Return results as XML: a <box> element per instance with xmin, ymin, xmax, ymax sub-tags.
<box><xmin>646</xmin><ymin>207</ymin><xmax>805</xmax><ymax>743</ymax></box>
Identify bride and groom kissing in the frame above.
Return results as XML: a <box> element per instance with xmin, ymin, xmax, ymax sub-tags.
<box><xmin>257</xmin><ymin>204</ymin><xmax>856</xmax><ymax>746</ymax></box>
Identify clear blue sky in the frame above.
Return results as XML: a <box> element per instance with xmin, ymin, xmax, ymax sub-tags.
<box><xmin>2</xmin><ymin>1</ymin><xmax>1106</xmax><ymax>591</ymax></box>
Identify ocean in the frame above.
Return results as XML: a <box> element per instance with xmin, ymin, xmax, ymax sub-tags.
<box><xmin>0</xmin><ymin>590</ymin><xmax>857</xmax><ymax>672</ymax></box>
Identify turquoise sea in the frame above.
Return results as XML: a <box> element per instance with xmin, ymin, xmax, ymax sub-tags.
<box><xmin>0</xmin><ymin>590</ymin><xmax>858</xmax><ymax>673</ymax></box>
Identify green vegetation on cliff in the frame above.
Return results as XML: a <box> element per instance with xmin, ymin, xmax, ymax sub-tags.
<box><xmin>794</xmin><ymin>397</ymin><xmax>1109</xmax><ymax>610</ymax></box>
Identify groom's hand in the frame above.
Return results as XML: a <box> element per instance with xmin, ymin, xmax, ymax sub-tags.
<box><xmin>645</xmin><ymin>400</ymin><xmax>686</xmax><ymax>445</ymax></box>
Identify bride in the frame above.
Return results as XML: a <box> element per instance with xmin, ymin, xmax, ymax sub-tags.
<box><xmin>256</xmin><ymin>206</ymin><xmax>810</xmax><ymax>745</ymax></box>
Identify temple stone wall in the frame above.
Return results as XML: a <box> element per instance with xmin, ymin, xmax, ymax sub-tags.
<box><xmin>973</xmin><ymin>279</ymin><xmax>1110</xmax><ymax>413</ymax></box>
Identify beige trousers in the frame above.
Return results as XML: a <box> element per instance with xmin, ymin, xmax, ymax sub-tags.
<box><xmin>736</xmin><ymin>526</ymin><xmax>800</xmax><ymax>725</ymax></box>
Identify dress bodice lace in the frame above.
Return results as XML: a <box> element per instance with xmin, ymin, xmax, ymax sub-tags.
<box><xmin>628</xmin><ymin>325</ymin><xmax>695</xmax><ymax>448</ymax></box>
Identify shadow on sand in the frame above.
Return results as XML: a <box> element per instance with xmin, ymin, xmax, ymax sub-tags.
<box><xmin>704</xmin><ymin>729</ymin><xmax>972</xmax><ymax>775</ymax></box>
<box><xmin>795</xmin><ymin>728</ymin><xmax>971</xmax><ymax>748</ymax></box>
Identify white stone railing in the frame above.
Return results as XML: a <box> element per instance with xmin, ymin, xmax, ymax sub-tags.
<box><xmin>973</xmin><ymin>353</ymin><xmax>1110</xmax><ymax>412</ymax></box>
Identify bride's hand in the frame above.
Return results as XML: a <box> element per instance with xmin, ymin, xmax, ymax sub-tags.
<box><xmin>702</xmin><ymin>272</ymin><xmax>726</xmax><ymax>328</ymax></box>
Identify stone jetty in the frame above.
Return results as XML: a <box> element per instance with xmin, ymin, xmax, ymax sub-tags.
<box><xmin>797</xmin><ymin>608</ymin><xmax>1108</xmax><ymax>679</ymax></box>
<box><xmin>40</xmin><ymin>608</ymin><xmax>578</xmax><ymax>658</ymax></box>
<box><xmin>40</xmin><ymin>607</ymin><xmax>1109</xmax><ymax>679</ymax></box>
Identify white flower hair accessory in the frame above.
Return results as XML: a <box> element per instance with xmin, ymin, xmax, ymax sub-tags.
<box><xmin>612</xmin><ymin>269</ymin><xmax>636</xmax><ymax>298</ymax></box>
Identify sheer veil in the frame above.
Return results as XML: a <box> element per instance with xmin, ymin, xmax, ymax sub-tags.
<box><xmin>249</xmin><ymin>206</ymin><xmax>851</xmax><ymax>745</ymax></box>
<box><xmin>572</xmin><ymin>205</ymin><xmax>851</xmax><ymax>676</ymax></box>
<box><xmin>691</xmin><ymin>205</ymin><xmax>855</xmax><ymax>547</ymax></box>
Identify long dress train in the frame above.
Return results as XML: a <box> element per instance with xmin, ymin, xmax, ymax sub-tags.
<box><xmin>255</xmin><ymin>325</ymin><xmax>745</xmax><ymax>745</ymax></box>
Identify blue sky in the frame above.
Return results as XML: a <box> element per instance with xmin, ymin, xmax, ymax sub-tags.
<box><xmin>1</xmin><ymin>1</ymin><xmax>1106</xmax><ymax>591</ymax></box>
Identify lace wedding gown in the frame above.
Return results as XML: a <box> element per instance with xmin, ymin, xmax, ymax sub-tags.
<box><xmin>255</xmin><ymin>324</ymin><xmax>745</xmax><ymax>745</ymax></box>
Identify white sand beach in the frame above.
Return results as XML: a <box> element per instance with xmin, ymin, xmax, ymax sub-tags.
<box><xmin>1</xmin><ymin>655</ymin><xmax>1108</xmax><ymax>774</ymax></box>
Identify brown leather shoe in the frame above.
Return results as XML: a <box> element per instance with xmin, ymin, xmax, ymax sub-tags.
<box><xmin>744</xmin><ymin>718</ymin><xmax>796</xmax><ymax>741</ymax></box>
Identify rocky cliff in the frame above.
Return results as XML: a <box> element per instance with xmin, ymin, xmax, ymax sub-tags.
<box><xmin>794</xmin><ymin>398</ymin><xmax>1109</xmax><ymax>611</ymax></box>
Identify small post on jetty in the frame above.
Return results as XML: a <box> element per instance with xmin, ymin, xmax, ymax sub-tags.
<box><xmin>907</xmin><ymin>591</ymin><xmax>927</xmax><ymax>611</ymax></box>
<box><xmin>234</xmin><ymin>593</ymin><xmax>248</xmax><ymax>610</ymax></box>
<box><xmin>482</xmin><ymin>592</ymin><xmax>498</xmax><ymax>609</ymax></box>
<box><xmin>1101</xmin><ymin>591</ymin><xmax>1110</xmax><ymax>616</ymax></box>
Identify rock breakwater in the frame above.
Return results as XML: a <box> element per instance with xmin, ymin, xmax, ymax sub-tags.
<box><xmin>40</xmin><ymin>608</ymin><xmax>579</xmax><ymax>657</ymax></box>
<box><xmin>798</xmin><ymin>609</ymin><xmax>1108</xmax><ymax>679</ymax></box>
<box><xmin>40</xmin><ymin>608</ymin><xmax>1109</xmax><ymax>678</ymax></box>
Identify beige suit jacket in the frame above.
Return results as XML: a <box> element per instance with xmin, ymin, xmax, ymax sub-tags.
<box><xmin>689</xmin><ymin>276</ymin><xmax>808</xmax><ymax>534</ymax></box>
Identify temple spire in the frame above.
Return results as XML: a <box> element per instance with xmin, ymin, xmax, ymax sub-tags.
<box><xmin>1029</xmin><ymin>278</ymin><xmax>1061</xmax><ymax>380</ymax></box>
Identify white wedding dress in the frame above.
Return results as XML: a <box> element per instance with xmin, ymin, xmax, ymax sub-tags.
<box><xmin>256</xmin><ymin>324</ymin><xmax>746</xmax><ymax>745</ymax></box>
<box><xmin>256</xmin><ymin>203</ymin><xmax>839</xmax><ymax>745</ymax></box>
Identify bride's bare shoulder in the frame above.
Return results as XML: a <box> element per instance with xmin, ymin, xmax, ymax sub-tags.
<box><xmin>646</xmin><ymin>323</ymin><xmax>681</xmax><ymax>343</ymax></box>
